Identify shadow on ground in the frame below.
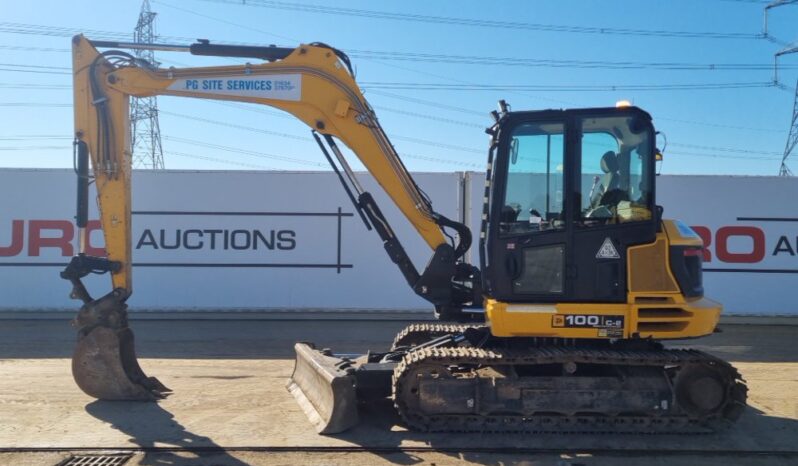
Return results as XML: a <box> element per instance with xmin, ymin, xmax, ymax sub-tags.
<box><xmin>330</xmin><ymin>400</ymin><xmax>798</xmax><ymax>466</ymax></box>
<box><xmin>85</xmin><ymin>400</ymin><xmax>249</xmax><ymax>466</ymax></box>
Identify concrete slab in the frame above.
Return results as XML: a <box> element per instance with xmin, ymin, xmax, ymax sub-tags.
<box><xmin>1</xmin><ymin>357</ymin><xmax>797</xmax><ymax>452</ymax></box>
<box><xmin>0</xmin><ymin>320</ymin><xmax>796</xmax><ymax>465</ymax></box>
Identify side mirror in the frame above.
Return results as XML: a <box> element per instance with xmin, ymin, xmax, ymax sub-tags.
<box><xmin>655</xmin><ymin>131</ymin><xmax>667</xmax><ymax>163</ymax></box>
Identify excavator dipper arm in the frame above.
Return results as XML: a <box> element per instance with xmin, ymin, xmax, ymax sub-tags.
<box><xmin>62</xmin><ymin>36</ymin><xmax>480</xmax><ymax>414</ymax></box>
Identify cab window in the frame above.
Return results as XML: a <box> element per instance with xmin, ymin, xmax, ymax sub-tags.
<box><xmin>500</xmin><ymin>122</ymin><xmax>565</xmax><ymax>236</ymax></box>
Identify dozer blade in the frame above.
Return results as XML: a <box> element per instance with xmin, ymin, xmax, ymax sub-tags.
<box><xmin>287</xmin><ymin>342</ymin><xmax>359</xmax><ymax>434</ymax></box>
<box><xmin>72</xmin><ymin>326</ymin><xmax>171</xmax><ymax>400</ymax></box>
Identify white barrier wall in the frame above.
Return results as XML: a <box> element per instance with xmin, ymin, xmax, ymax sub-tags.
<box><xmin>0</xmin><ymin>169</ymin><xmax>460</xmax><ymax>311</ymax></box>
<box><xmin>657</xmin><ymin>175</ymin><xmax>798</xmax><ymax>315</ymax></box>
<box><xmin>0</xmin><ymin>169</ymin><xmax>796</xmax><ymax>314</ymax></box>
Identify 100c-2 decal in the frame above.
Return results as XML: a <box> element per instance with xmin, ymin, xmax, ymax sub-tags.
<box><xmin>552</xmin><ymin>314</ymin><xmax>624</xmax><ymax>329</ymax></box>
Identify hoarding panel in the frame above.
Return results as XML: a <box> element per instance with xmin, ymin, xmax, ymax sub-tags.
<box><xmin>0</xmin><ymin>169</ymin><xmax>460</xmax><ymax>311</ymax></box>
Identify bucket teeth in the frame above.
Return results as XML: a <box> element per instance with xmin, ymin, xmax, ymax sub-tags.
<box><xmin>72</xmin><ymin>326</ymin><xmax>170</xmax><ymax>400</ymax></box>
<box><xmin>287</xmin><ymin>343</ymin><xmax>359</xmax><ymax>434</ymax></box>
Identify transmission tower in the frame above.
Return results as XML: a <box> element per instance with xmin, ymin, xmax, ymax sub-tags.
<box><xmin>765</xmin><ymin>1</ymin><xmax>798</xmax><ymax>175</ymax></box>
<box><xmin>130</xmin><ymin>0</ymin><xmax>165</xmax><ymax>169</ymax></box>
<box><xmin>780</xmin><ymin>80</ymin><xmax>797</xmax><ymax>176</ymax></box>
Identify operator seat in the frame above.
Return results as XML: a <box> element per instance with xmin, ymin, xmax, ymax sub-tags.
<box><xmin>598</xmin><ymin>150</ymin><xmax>628</xmax><ymax>207</ymax></box>
<box><xmin>600</xmin><ymin>150</ymin><xmax>620</xmax><ymax>194</ymax></box>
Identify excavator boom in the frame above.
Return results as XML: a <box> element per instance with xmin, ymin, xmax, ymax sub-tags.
<box><xmin>63</xmin><ymin>36</ymin><xmax>479</xmax><ymax>423</ymax></box>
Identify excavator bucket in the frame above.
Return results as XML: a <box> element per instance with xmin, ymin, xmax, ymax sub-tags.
<box><xmin>287</xmin><ymin>343</ymin><xmax>359</xmax><ymax>434</ymax></box>
<box><xmin>72</xmin><ymin>326</ymin><xmax>171</xmax><ymax>400</ymax></box>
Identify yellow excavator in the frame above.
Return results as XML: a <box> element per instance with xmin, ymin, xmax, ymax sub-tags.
<box><xmin>62</xmin><ymin>35</ymin><xmax>747</xmax><ymax>434</ymax></box>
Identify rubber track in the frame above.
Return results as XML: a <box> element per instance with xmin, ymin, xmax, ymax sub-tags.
<box><xmin>391</xmin><ymin>323</ymin><xmax>479</xmax><ymax>350</ymax></box>
<box><xmin>392</xmin><ymin>345</ymin><xmax>748</xmax><ymax>434</ymax></box>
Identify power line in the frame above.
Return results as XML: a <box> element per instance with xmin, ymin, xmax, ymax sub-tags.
<box><xmin>360</xmin><ymin>81</ymin><xmax>777</xmax><ymax>92</ymax></box>
<box><xmin>184</xmin><ymin>100</ymin><xmax>486</xmax><ymax>156</ymax></box>
<box><xmin>0</xmin><ymin>144</ymin><xmax>277</xmax><ymax>170</ymax></box>
<box><xmin>367</xmin><ymin>89</ymin><xmax>786</xmax><ymax>133</ymax></box>
<box><xmin>669</xmin><ymin>142</ymin><xmax>781</xmax><ymax>155</ymax></box>
<box><xmin>160</xmin><ymin>110</ymin><xmax>309</xmax><ymax>141</ymax></box>
<box><xmin>0</xmin><ymin>85</ymin><xmax>783</xmax><ymax>136</ymax></box>
<box><xmin>400</xmin><ymin>153</ymin><xmax>481</xmax><ymax>169</ymax></box>
<box><xmin>366</xmin><ymin>90</ymin><xmax>485</xmax><ymax>116</ymax></box>
<box><xmin>160</xmin><ymin>110</ymin><xmax>484</xmax><ymax>166</ymax></box>
<box><xmin>166</xmin><ymin>150</ymin><xmax>272</xmax><ymax>169</ymax></box>
<box><xmin>3</xmin><ymin>22</ymin><xmax>787</xmax><ymax>74</ymax></box>
<box><xmin>347</xmin><ymin>50</ymin><xmax>794</xmax><ymax>71</ymax></box>
<box><xmin>154</xmin><ymin>0</ymin><xmax>298</xmax><ymax>43</ymax></box>
<box><xmin>375</xmin><ymin>106</ymin><xmax>484</xmax><ymax>129</ymax></box>
<box><xmin>0</xmin><ymin>102</ymin><xmax>71</xmax><ymax>107</ymax></box>
<box><xmin>0</xmin><ymin>135</ymin><xmax>69</xmax><ymax>140</ymax></box>
<box><xmin>151</xmin><ymin>3</ymin><xmax>785</xmax><ymax>73</ymax></box>
<box><xmin>0</xmin><ymin>21</ymin><xmax>246</xmax><ymax>45</ymax></box>
<box><xmin>182</xmin><ymin>104</ymin><xmax>485</xmax><ymax>154</ymax></box>
<box><xmin>656</xmin><ymin>115</ymin><xmax>784</xmax><ymax>133</ymax></box>
<box><xmin>162</xmin><ymin>136</ymin><xmax>325</xmax><ymax>167</ymax></box>
<box><xmin>158</xmin><ymin>112</ymin><xmax>780</xmax><ymax>159</ymax></box>
<box><xmin>0</xmin><ymin>98</ymin><xmax>485</xmax><ymax>168</ymax></box>
<box><xmin>0</xmin><ymin>83</ymin><xmax>69</xmax><ymax>90</ymax></box>
<box><xmin>0</xmin><ymin>63</ymin><xmax>70</xmax><ymax>70</ymax></box>
<box><xmin>135</xmin><ymin>0</ymin><xmax>798</xmax><ymax>152</ymax></box>
<box><xmin>0</xmin><ymin>22</ymin><xmax>133</xmax><ymax>41</ymax></box>
<box><xmin>388</xmin><ymin>135</ymin><xmax>481</xmax><ymax>154</ymax></box>
<box><xmin>0</xmin><ymin>44</ymin><xmax>70</xmax><ymax>52</ymax></box>
<box><xmin>0</xmin><ymin>145</ymin><xmax>65</xmax><ymax>150</ymax></box>
<box><xmin>195</xmin><ymin>0</ymin><xmax>764</xmax><ymax>40</ymax></box>
<box><xmin>717</xmin><ymin>0</ymin><xmax>772</xmax><ymax>4</ymax></box>
<box><xmin>8</xmin><ymin>62</ymin><xmax>768</xmax><ymax>93</ymax></box>
<box><xmin>0</xmin><ymin>106</ymin><xmax>784</xmax><ymax>164</ymax></box>
<box><xmin>0</xmin><ymin>67</ymin><xmax>70</xmax><ymax>75</ymax></box>
<box><xmin>718</xmin><ymin>0</ymin><xmax>770</xmax><ymax>3</ymax></box>
<box><xmin>0</xmin><ymin>17</ymin><xmax>784</xmax><ymax>168</ymax></box>
<box><xmin>667</xmin><ymin>150</ymin><xmax>781</xmax><ymax>160</ymax></box>
<box><xmin>103</xmin><ymin>5</ymin><xmax>790</xmax><ymax>134</ymax></box>
<box><xmin>0</xmin><ymin>62</ymin><xmax>71</xmax><ymax>76</ymax></box>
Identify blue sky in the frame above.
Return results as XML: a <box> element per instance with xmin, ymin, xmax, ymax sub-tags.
<box><xmin>1</xmin><ymin>0</ymin><xmax>797</xmax><ymax>175</ymax></box>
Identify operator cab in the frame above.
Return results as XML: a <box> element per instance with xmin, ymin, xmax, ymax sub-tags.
<box><xmin>484</xmin><ymin>106</ymin><xmax>658</xmax><ymax>303</ymax></box>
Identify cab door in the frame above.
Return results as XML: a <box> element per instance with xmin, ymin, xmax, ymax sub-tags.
<box><xmin>485</xmin><ymin>114</ymin><xmax>573</xmax><ymax>303</ymax></box>
<box><xmin>569</xmin><ymin>112</ymin><xmax>657</xmax><ymax>301</ymax></box>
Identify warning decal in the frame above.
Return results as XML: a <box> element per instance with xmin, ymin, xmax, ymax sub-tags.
<box><xmin>596</xmin><ymin>237</ymin><xmax>620</xmax><ymax>259</ymax></box>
